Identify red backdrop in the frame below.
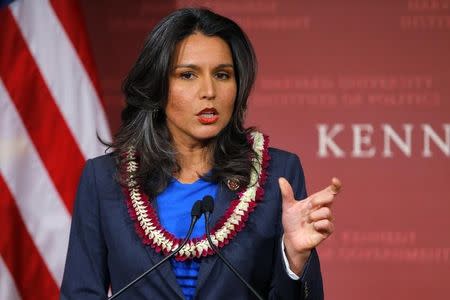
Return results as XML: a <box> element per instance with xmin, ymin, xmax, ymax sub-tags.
<box><xmin>80</xmin><ymin>1</ymin><xmax>450</xmax><ymax>299</ymax></box>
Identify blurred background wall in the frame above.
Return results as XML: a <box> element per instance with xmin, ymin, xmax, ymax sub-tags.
<box><xmin>80</xmin><ymin>1</ymin><xmax>450</xmax><ymax>299</ymax></box>
<box><xmin>1</xmin><ymin>0</ymin><xmax>448</xmax><ymax>299</ymax></box>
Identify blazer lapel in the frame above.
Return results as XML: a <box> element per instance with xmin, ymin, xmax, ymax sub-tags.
<box><xmin>142</xmin><ymin>203</ymin><xmax>185</xmax><ymax>299</ymax></box>
<box><xmin>196</xmin><ymin>182</ymin><xmax>236</xmax><ymax>292</ymax></box>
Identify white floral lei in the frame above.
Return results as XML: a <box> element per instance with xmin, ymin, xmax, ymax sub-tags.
<box><xmin>123</xmin><ymin>131</ymin><xmax>270</xmax><ymax>261</ymax></box>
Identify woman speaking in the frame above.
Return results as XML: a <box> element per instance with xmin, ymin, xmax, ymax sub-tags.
<box><xmin>61</xmin><ymin>7</ymin><xmax>341</xmax><ymax>300</ymax></box>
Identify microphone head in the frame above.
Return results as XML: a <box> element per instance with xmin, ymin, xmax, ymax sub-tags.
<box><xmin>191</xmin><ymin>200</ymin><xmax>203</xmax><ymax>218</ymax></box>
<box><xmin>202</xmin><ymin>195</ymin><xmax>214</xmax><ymax>213</ymax></box>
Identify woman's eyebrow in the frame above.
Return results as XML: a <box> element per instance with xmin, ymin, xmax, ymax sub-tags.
<box><xmin>173</xmin><ymin>64</ymin><xmax>199</xmax><ymax>70</ymax></box>
<box><xmin>173</xmin><ymin>63</ymin><xmax>234</xmax><ymax>70</ymax></box>
<box><xmin>215</xmin><ymin>63</ymin><xmax>234</xmax><ymax>69</ymax></box>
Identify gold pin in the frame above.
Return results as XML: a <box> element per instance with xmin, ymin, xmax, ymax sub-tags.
<box><xmin>226</xmin><ymin>178</ymin><xmax>240</xmax><ymax>191</ymax></box>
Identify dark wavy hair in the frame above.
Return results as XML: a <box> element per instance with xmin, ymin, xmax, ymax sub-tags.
<box><xmin>111</xmin><ymin>7</ymin><xmax>258</xmax><ymax>198</ymax></box>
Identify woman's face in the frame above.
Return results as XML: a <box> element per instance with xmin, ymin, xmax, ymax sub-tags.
<box><xmin>165</xmin><ymin>32</ymin><xmax>237</xmax><ymax>146</ymax></box>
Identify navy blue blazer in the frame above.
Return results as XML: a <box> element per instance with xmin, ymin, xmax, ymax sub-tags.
<box><xmin>60</xmin><ymin>148</ymin><xmax>323</xmax><ymax>299</ymax></box>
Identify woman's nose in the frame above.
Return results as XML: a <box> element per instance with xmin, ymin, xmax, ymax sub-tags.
<box><xmin>200</xmin><ymin>76</ymin><xmax>216</xmax><ymax>100</ymax></box>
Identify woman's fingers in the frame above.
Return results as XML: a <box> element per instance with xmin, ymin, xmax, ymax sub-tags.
<box><xmin>313</xmin><ymin>219</ymin><xmax>334</xmax><ymax>234</ymax></box>
<box><xmin>308</xmin><ymin>189</ymin><xmax>335</xmax><ymax>209</ymax></box>
<box><xmin>308</xmin><ymin>206</ymin><xmax>332</xmax><ymax>222</ymax></box>
<box><xmin>278</xmin><ymin>177</ymin><xmax>296</xmax><ymax>204</ymax></box>
<box><xmin>308</xmin><ymin>177</ymin><xmax>342</xmax><ymax>209</ymax></box>
<box><xmin>331</xmin><ymin>177</ymin><xmax>342</xmax><ymax>194</ymax></box>
<box><xmin>307</xmin><ymin>178</ymin><xmax>341</xmax><ymax>236</ymax></box>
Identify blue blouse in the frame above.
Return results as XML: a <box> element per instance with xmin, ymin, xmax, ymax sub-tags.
<box><xmin>156</xmin><ymin>177</ymin><xmax>218</xmax><ymax>299</ymax></box>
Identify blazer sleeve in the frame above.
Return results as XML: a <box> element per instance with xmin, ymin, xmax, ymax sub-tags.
<box><xmin>60</xmin><ymin>159</ymin><xmax>110</xmax><ymax>300</ymax></box>
<box><xmin>268</xmin><ymin>153</ymin><xmax>324</xmax><ymax>300</ymax></box>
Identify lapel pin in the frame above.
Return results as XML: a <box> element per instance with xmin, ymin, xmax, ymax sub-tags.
<box><xmin>226</xmin><ymin>178</ymin><xmax>240</xmax><ymax>191</ymax></box>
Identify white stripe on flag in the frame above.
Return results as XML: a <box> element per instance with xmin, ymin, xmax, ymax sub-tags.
<box><xmin>10</xmin><ymin>0</ymin><xmax>111</xmax><ymax>160</ymax></box>
<box><xmin>0</xmin><ymin>256</ymin><xmax>22</xmax><ymax>300</ymax></box>
<box><xmin>0</xmin><ymin>79</ymin><xmax>71</xmax><ymax>286</ymax></box>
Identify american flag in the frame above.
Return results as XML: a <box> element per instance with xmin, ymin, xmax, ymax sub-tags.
<box><xmin>0</xmin><ymin>0</ymin><xmax>111</xmax><ymax>299</ymax></box>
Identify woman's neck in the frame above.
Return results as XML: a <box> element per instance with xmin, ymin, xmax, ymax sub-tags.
<box><xmin>172</xmin><ymin>137</ymin><xmax>213</xmax><ymax>184</ymax></box>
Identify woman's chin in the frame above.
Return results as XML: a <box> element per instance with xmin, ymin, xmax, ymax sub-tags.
<box><xmin>192</xmin><ymin>126</ymin><xmax>224</xmax><ymax>141</ymax></box>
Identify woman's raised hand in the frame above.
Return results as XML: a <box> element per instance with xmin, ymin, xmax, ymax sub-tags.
<box><xmin>278</xmin><ymin>177</ymin><xmax>342</xmax><ymax>274</ymax></box>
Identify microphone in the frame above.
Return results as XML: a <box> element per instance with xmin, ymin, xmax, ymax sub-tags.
<box><xmin>202</xmin><ymin>195</ymin><xmax>264</xmax><ymax>300</ymax></box>
<box><xmin>108</xmin><ymin>200</ymin><xmax>204</xmax><ymax>300</ymax></box>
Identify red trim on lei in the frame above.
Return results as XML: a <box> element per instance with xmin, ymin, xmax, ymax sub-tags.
<box><xmin>122</xmin><ymin>133</ymin><xmax>270</xmax><ymax>261</ymax></box>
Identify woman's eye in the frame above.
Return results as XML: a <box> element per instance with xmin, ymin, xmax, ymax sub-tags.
<box><xmin>180</xmin><ymin>72</ymin><xmax>196</xmax><ymax>80</ymax></box>
<box><xmin>215</xmin><ymin>72</ymin><xmax>230</xmax><ymax>80</ymax></box>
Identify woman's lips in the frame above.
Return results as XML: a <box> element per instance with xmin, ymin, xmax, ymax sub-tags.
<box><xmin>197</xmin><ymin>113</ymin><xmax>219</xmax><ymax>124</ymax></box>
<box><xmin>197</xmin><ymin>108</ymin><xmax>219</xmax><ymax>124</ymax></box>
